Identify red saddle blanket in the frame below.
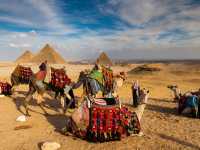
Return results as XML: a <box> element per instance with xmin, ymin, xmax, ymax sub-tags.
<box><xmin>19</xmin><ymin>66</ymin><xmax>33</xmax><ymax>79</ymax></box>
<box><xmin>86</xmin><ymin>104</ymin><xmax>141</xmax><ymax>142</ymax></box>
<box><xmin>0</xmin><ymin>82</ymin><xmax>12</xmax><ymax>95</ymax></box>
<box><xmin>50</xmin><ymin>67</ymin><xmax>71</xmax><ymax>89</ymax></box>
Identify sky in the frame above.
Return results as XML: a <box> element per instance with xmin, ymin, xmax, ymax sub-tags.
<box><xmin>0</xmin><ymin>0</ymin><xmax>199</xmax><ymax>61</ymax></box>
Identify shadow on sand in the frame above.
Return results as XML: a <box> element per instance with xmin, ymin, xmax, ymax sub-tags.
<box><xmin>146</xmin><ymin>103</ymin><xmax>178</xmax><ymax>116</ymax></box>
<box><xmin>11</xmin><ymin>92</ymin><xmax>63</xmax><ymax>116</ymax></box>
<box><xmin>157</xmin><ymin>133</ymin><xmax>200</xmax><ymax>150</ymax></box>
<box><xmin>150</xmin><ymin>98</ymin><xmax>174</xmax><ymax>103</ymax></box>
<box><xmin>45</xmin><ymin>114</ymin><xmax>69</xmax><ymax>133</ymax></box>
<box><xmin>12</xmin><ymin>95</ymin><xmax>39</xmax><ymax>115</ymax></box>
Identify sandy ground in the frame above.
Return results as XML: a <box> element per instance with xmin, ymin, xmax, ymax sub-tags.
<box><xmin>0</xmin><ymin>63</ymin><xmax>200</xmax><ymax>150</ymax></box>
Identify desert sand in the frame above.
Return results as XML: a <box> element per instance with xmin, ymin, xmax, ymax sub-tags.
<box><xmin>0</xmin><ymin>62</ymin><xmax>200</xmax><ymax>150</ymax></box>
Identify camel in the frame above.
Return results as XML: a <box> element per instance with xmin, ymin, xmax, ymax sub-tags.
<box><xmin>18</xmin><ymin>66</ymin><xmax>76</xmax><ymax>116</ymax></box>
<box><xmin>167</xmin><ymin>85</ymin><xmax>181</xmax><ymax>101</ymax></box>
<box><xmin>135</xmin><ymin>88</ymin><xmax>149</xmax><ymax>122</ymax></box>
<box><xmin>112</xmin><ymin>72</ymin><xmax>126</xmax><ymax>96</ymax></box>
<box><xmin>11</xmin><ymin>65</ymin><xmax>33</xmax><ymax>93</ymax></box>
<box><xmin>11</xmin><ymin>65</ymin><xmax>72</xmax><ymax>99</ymax></box>
<box><xmin>73</xmin><ymin>71</ymin><xmax>126</xmax><ymax>98</ymax></box>
<box><xmin>167</xmin><ymin>85</ymin><xmax>200</xmax><ymax>117</ymax></box>
<box><xmin>23</xmin><ymin>78</ymin><xmax>75</xmax><ymax>116</ymax></box>
<box><xmin>62</xmin><ymin>88</ymin><xmax>149</xmax><ymax>141</ymax></box>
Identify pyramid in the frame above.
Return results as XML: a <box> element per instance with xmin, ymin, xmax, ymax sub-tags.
<box><xmin>96</xmin><ymin>52</ymin><xmax>113</xmax><ymax>66</ymax></box>
<box><xmin>15</xmin><ymin>50</ymin><xmax>34</xmax><ymax>63</ymax></box>
<box><xmin>31</xmin><ymin>44</ymin><xmax>66</xmax><ymax>64</ymax></box>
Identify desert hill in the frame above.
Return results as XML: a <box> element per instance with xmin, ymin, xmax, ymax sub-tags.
<box><xmin>128</xmin><ymin>64</ymin><xmax>161</xmax><ymax>75</ymax></box>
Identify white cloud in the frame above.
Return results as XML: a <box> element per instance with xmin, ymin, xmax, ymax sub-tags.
<box><xmin>103</xmin><ymin>0</ymin><xmax>200</xmax><ymax>34</ymax></box>
<box><xmin>105</xmin><ymin>0</ymin><xmax>168</xmax><ymax>24</ymax></box>
<box><xmin>9</xmin><ymin>43</ymin><xmax>30</xmax><ymax>48</ymax></box>
<box><xmin>9</xmin><ymin>43</ymin><xmax>18</xmax><ymax>48</ymax></box>
<box><xmin>0</xmin><ymin>16</ymin><xmax>35</xmax><ymax>27</ymax></box>
<box><xmin>0</xmin><ymin>0</ymin><xmax>76</xmax><ymax>33</ymax></box>
<box><xmin>0</xmin><ymin>0</ymin><xmax>199</xmax><ymax>60</ymax></box>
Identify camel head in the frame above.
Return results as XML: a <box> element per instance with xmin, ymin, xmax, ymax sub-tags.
<box><xmin>78</xmin><ymin>70</ymin><xmax>89</xmax><ymax>80</ymax></box>
<box><xmin>167</xmin><ymin>85</ymin><xmax>178</xmax><ymax>91</ymax></box>
<box><xmin>139</xmin><ymin>88</ymin><xmax>150</xmax><ymax>104</ymax></box>
<box><xmin>115</xmin><ymin>71</ymin><xmax>127</xmax><ymax>81</ymax></box>
<box><xmin>167</xmin><ymin>85</ymin><xmax>181</xmax><ymax>99</ymax></box>
<box><xmin>119</xmin><ymin>72</ymin><xmax>127</xmax><ymax>80</ymax></box>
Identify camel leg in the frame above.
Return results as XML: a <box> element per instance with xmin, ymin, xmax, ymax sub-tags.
<box><xmin>37</xmin><ymin>93</ymin><xmax>48</xmax><ymax>115</ymax></box>
<box><xmin>182</xmin><ymin>107</ymin><xmax>192</xmax><ymax>114</ymax></box>
<box><xmin>11</xmin><ymin>85</ymin><xmax>16</xmax><ymax>93</ymax></box>
<box><xmin>24</xmin><ymin>94</ymin><xmax>32</xmax><ymax>116</ymax></box>
<box><xmin>62</xmin><ymin>117</ymin><xmax>79</xmax><ymax>135</ymax></box>
<box><xmin>62</xmin><ymin>95</ymin><xmax>74</xmax><ymax>114</ymax></box>
<box><xmin>24</xmin><ymin>81</ymin><xmax>37</xmax><ymax>116</ymax></box>
<box><xmin>11</xmin><ymin>85</ymin><xmax>19</xmax><ymax>98</ymax></box>
<box><xmin>68</xmin><ymin>89</ymin><xmax>76</xmax><ymax>108</ymax></box>
<box><xmin>60</xmin><ymin>96</ymin><xmax>67</xmax><ymax>114</ymax></box>
<box><xmin>134</xmin><ymin>104</ymin><xmax>146</xmax><ymax>122</ymax></box>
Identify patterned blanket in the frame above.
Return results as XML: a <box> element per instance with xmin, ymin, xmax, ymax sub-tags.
<box><xmin>69</xmin><ymin>97</ymin><xmax>141</xmax><ymax>142</ymax></box>
<box><xmin>50</xmin><ymin>67</ymin><xmax>71</xmax><ymax>89</ymax></box>
<box><xmin>0</xmin><ymin>82</ymin><xmax>12</xmax><ymax>95</ymax></box>
<box><xmin>86</xmin><ymin>105</ymin><xmax>141</xmax><ymax>142</ymax></box>
<box><xmin>12</xmin><ymin>65</ymin><xmax>33</xmax><ymax>84</ymax></box>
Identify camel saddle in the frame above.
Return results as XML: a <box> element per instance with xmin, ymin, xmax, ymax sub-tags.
<box><xmin>85</xmin><ymin>97</ymin><xmax>141</xmax><ymax>142</ymax></box>
<box><xmin>50</xmin><ymin>67</ymin><xmax>71</xmax><ymax>89</ymax></box>
<box><xmin>0</xmin><ymin>82</ymin><xmax>12</xmax><ymax>95</ymax></box>
<box><xmin>12</xmin><ymin>65</ymin><xmax>33</xmax><ymax>84</ymax></box>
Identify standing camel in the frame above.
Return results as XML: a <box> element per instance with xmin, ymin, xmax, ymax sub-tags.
<box><xmin>23</xmin><ymin>64</ymin><xmax>75</xmax><ymax>116</ymax></box>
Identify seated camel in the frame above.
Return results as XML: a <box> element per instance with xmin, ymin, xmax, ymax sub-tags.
<box><xmin>61</xmin><ymin>88</ymin><xmax>149</xmax><ymax>142</ymax></box>
<box><xmin>167</xmin><ymin>85</ymin><xmax>200</xmax><ymax>118</ymax></box>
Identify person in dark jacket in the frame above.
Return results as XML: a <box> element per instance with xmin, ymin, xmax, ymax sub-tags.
<box><xmin>132</xmin><ymin>80</ymin><xmax>140</xmax><ymax>107</ymax></box>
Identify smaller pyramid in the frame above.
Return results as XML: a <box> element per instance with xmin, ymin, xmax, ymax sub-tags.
<box><xmin>31</xmin><ymin>44</ymin><xmax>66</xmax><ymax>64</ymax></box>
<box><xmin>15</xmin><ymin>50</ymin><xmax>34</xmax><ymax>63</ymax></box>
<box><xmin>96</xmin><ymin>52</ymin><xmax>113</xmax><ymax>66</ymax></box>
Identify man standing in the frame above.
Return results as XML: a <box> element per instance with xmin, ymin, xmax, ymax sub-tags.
<box><xmin>132</xmin><ymin>80</ymin><xmax>140</xmax><ymax>107</ymax></box>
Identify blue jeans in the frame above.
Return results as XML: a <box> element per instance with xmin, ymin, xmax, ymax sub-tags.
<box><xmin>88</xmin><ymin>79</ymin><xmax>102</xmax><ymax>95</ymax></box>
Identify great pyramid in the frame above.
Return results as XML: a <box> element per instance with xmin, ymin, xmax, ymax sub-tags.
<box><xmin>15</xmin><ymin>50</ymin><xmax>34</xmax><ymax>63</ymax></box>
<box><xmin>96</xmin><ymin>52</ymin><xmax>113</xmax><ymax>66</ymax></box>
<box><xmin>31</xmin><ymin>44</ymin><xmax>66</xmax><ymax>64</ymax></box>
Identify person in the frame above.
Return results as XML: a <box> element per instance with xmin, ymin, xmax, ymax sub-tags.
<box><xmin>132</xmin><ymin>80</ymin><xmax>140</xmax><ymax>107</ymax></box>
<box><xmin>88</xmin><ymin>63</ymin><xmax>104</xmax><ymax>96</ymax></box>
<box><xmin>24</xmin><ymin>60</ymin><xmax>48</xmax><ymax>116</ymax></box>
<box><xmin>35</xmin><ymin>60</ymin><xmax>47</xmax><ymax>87</ymax></box>
<box><xmin>33</xmin><ymin>60</ymin><xmax>48</xmax><ymax>102</ymax></box>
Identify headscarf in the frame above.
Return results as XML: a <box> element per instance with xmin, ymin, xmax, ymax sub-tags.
<box><xmin>133</xmin><ymin>80</ymin><xmax>139</xmax><ymax>89</ymax></box>
<box><xmin>39</xmin><ymin>60</ymin><xmax>47</xmax><ymax>71</ymax></box>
